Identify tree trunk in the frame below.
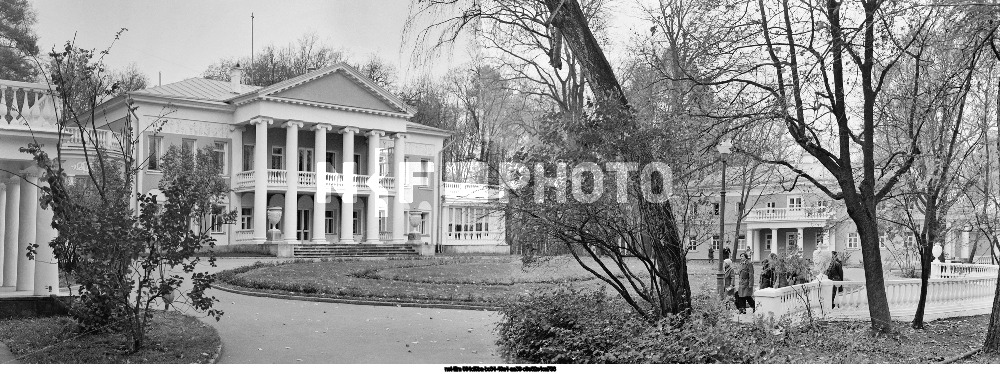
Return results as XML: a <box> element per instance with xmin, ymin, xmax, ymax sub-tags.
<box><xmin>913</xmin><ymin>200</ymin><xmax>939</xmax><ymax>329</ymax></box>
<box><xmin>849</xmin><ymin>206</ymin><xmax>894</xmax><ymax>333</ymax></box>
<box><xmin>912</xmin><ymin>242</ymin><xmax>934</xmax><ymax>329</ymax></box>
<box><xmin>985</xmin><ymin>268</ymin><xmax>1000</xmax><ymax>353</ymax></box>
<box><xmin>544</xmin><ymin>0</ymin><xmax>691</xmax><ymax>315</ymax></box>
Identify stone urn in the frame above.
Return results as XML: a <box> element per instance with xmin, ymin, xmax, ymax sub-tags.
<box><xmin>266</xmin><ymin>206</ymin><xmax>283</xmax><ymax>241</ymax></box>
<box><xmin>407</xmin><ymin>212</ymin><xmax>423</xmax><ymax>241</ymax></box>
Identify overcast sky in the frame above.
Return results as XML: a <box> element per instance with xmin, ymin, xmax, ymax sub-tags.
<box><xmin>32</xmin><ymin>0</ymin><xmax>650</xmax><ymax>86</ymax></box>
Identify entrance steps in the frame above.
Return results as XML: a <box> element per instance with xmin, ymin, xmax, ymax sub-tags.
<box><xmin>292</xmin><ymin>243</ymin><xmax>418</xmax><ymax>258</ymax></box>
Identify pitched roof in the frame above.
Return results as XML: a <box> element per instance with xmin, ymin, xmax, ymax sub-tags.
<box><xmin>133</xmin><ymin>78</ymin><xmax>260</xmax><ymax>102</ymax></box>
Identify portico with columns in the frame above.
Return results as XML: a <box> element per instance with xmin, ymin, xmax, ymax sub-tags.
<box><xmin>194</xmin><ymin>63</ymin><xmax>450</xmax><ymax>250</ymax></box>
<box><xmin>1</xmin><ymin>79</ymin><xmax>69</xmax><ymax>296</ymax></box>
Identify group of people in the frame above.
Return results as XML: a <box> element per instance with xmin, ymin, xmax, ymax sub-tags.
<box><xmin>720</xmin><ymin>248</ymin><xmax>845</xmax><ymax>314</ymax></box>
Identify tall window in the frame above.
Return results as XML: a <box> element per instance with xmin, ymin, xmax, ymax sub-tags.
<box><xmin>765</xmin><ymin>233</ymin><xmax>773</xmax><ymax>249</ymax></box>
<box><xmin>353</xmin><ymin>211</ymin><xmax>361</xmax><ymax>235</ymax></box>
<box><xmin>847</xmin><ymin>232</ymin><xmax>860</xmax><ymax>248</ymax></box>
<box><xmin>380</xmin><ymin>148</ymin><xmax>392</xmax><ymax>176</ymax></box>
<box><xmin>240</xmin><ymin>208</ymin><xmax>253</xmax><ymax>230</ymax></box>
<box><xmin>737</xmin><ymin>235</ymin><xmax>746</xmax><ymax>251</ymax></box>
<box><xmin>353</xmin><ymin>154</ymin><xmax>362</xmax><ymax>175</ymax></box>
<box><xmin>419</xmin><ymin>212</ymin><xmax>429</xmax><ymax>234</ymax></box>
<box><xmin>786</xmin><ymin>233</ymin><xmax>797</xmax><ymax>248</ymax></box>
<box><xmin>325</xmin><ymin>210</ymin><xmax>338</xmax><ymax>236</ymax></box>
<box><xmin>419</xmin><ymin>159</ymin><xmax>431</xmax><ymax>186</ymax></box>
<box><xmin>298</xmin><ymin>148</ymin><xmax>314</xmax><ymax>172</ymax></box>
<box><xmin>326</xmin><ymin>151</ymin><xmax>337</xmax><ymax>173</ymax></box>
<box><xmin>905</xmin><ymin>234</ymin><xmax>917</xmax><ymax>248</ymax></box>
<box><xmin>817</xmin><ymin>232</ymin><xmax>826</xmax><ymax>246</ymax></box>
<box><xmin>209</xmin><ymin>205</ymin><xmax>225</xmax><ymax>234</ymax></box>
<box><xmin>148</xmin><ymin>136</ymin><xmax>162</xmax><ymax>170</ymax></box>
<box><xmin>271</xmin><ymin>146</ymin><xmax>284</xmax><ymax>169</ymax></box>
<box><xmin>379</xmin><ymin>210</ymin><xmax>388</xmax><ymax>233</ymax></box>
<box><xmin>243</xmin><ymin>145</ymin><xmax>254</xmax><ymax>171</ymax></box>
<box><xmin>711</xmin><ymin>235</ymin><xmax>720</xmax><ymax>251</ymax></box>
<box><xmin>182</xmin><ymin>139</ymin><xmax>196</xmax><ymax>154</ymax></box>
<box><xmin>213</xmin><ymin>141</ymin><xmax>227</xmax><ymax>174</ymax></box>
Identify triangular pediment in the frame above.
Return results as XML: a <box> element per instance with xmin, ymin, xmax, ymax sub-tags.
<box><xmin>266</xmin><ymin>69</ymin><xmax>406</xmax><ymax>114</ymax></box>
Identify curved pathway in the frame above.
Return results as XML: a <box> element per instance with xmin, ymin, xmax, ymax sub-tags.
<box><xmin>184</xmin><ymin>259</ymin><xmax>502</xmax><ymax>364</ymax></box>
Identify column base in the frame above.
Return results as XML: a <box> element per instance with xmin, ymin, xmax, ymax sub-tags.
<box><xmin>365</xmin><ymin>240</ymin><xmax>382</xmax><ymax>245</ymax></box>
<box><xmin>283</xmin><ymin>239</ymin><xmax>301</xmax><ymax>245</ymax></box>
<box><xmin>310</xmin><ymin>239</ymin><xmax>329</xmax><ymax>245</ymax></box>
<box><xmin>339</xmin><ymin>239</ymin><xmax>356</xmax><ymax>244</ymax></box>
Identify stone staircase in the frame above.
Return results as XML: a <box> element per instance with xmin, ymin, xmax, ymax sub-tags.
<box><xmin>292</xmin><ymin>243</ymin><xmax>418</xmax><ymax>258</ymax></box>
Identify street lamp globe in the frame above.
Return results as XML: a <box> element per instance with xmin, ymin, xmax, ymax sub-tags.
<box><xmin>717</xmin><ymin>140</ymin><xmax>733</xmax><ymax>155</ymax></box>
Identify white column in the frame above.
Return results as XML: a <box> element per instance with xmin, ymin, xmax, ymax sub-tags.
<box><xmin>827</xmin><ymin>228</ymin><xmax>836</xmax><ymax>251</ymax></box>
<box><xmin>339</xmin><ymin>127</ymin><xmax>359</xmax><ymax>243</ymax></box>
<box><xmin>962</xmin><ymin>229</ymin><xmax>971</xmax><ymax>259</ymax></box>
<box><xmin>770</xmin><ymin>228</ymin><xmax>779</xmax><ymax>255</ymax></box>
<box><xmin>3</xmin><ymin>176</ymin><xmax>20</xmax><ymax>287</ymax></box>
<box><xmin>33</xmin><ymin>173</ymin><xmax>58</xmax><ymax>295</ymax></box>
<box><xmin>0</xmin><ymin>183</ymin><xmax>6</xmax><ymax>284</ymax></box>
<box><xmin>392</xmin><ymin>134</ymin><xmax>407</xmax><ymax>242</ymax></box>
<box><xmin>749</xmin><ymin>229</ymin><xmax>758</xmax><ymax>261</ymax></box>
<box><xmin>796</xmin><ymin>227</ymin><xmax>805</xmax><ymax>251</ymax></box>
<box><xmin>251</xmin><ymin>117</ymin><xmax>272</xmax><ymax>242</ymax></box>
<box><xmin>312</xmin><ymin>124</ymin><xmax>333</xmax><ymax>244</ymax></box>
<box><xmin>283</xmin><ymin>121</ymin><xmax>303</xmax><ymax>243</ymax></box>
<box><xmin>16</xmin><ymin>171</ymin><xmax>39</xmax><ymax>291</ymax></box>
<box><xmin>365</xmin><ymin>130</ymin><xmax>384</xmax><ymax>243</ymax></box>
<box><xmin>229</xmin><ymin>126</ymin><xmax>245</xmax><ymax>242</ymax></box>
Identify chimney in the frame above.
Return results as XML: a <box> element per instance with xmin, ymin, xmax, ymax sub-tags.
<box><xmin>230</xmin><ymin>64</ymin><xmax>244</xmax><ymax>93</ymax></box>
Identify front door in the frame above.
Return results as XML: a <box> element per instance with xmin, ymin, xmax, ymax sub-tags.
<box><xmin>296</xmin><ymin>209</ymin><xmax>311</xmax><ymax>241</ymax></box>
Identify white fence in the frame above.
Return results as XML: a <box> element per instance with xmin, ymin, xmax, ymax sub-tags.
<box><xmin>754</xmin><ymin>262</ymin><xmax>999</xmax><ymax>323</ymax></box>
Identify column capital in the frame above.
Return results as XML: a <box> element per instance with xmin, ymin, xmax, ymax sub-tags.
<box><xmin>284</xmin><ymin>120</ymin><xmax>305</xmax><ymax>129</ymax></box>
<box><xmin>19</xmin><ymin>166</ymin><xmax>42</xmax><ymax>179</ymax></box>
<box><xmin>367</xmin><ymin>130</ymin><xmax>385</xmax><ymax>138</ymax></box>
<box><xmin>313</xmin><ymin>123</ymin><xmax>334</xmax><ymax>132</ymax></box>
<box><xmin>393</xmin><ymin>133</ymin><xmax>407</xmax><ymax>140</ymax></box>
<box><xmin>3</xmin><ymin>175</ymin><xmax>19</xmax><ymax>185</ymax></box>
<box><xmin>339</xmin><ymin>126</ymin><xmax>360</xmax><ymax>135</ymax></box>
<box><xmin>249</xmin><ymin>116</ymin><xmax>273</xmax><ymax>127</ymax></box>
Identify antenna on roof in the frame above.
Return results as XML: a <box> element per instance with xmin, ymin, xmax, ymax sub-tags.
<box><xmin>250</xmin><ymin>12</ymin><xmax>255</xmax><ymax>79</ymax></box>
<box><xmin>158</xmin><ymin>72</ymin><xmax>161</xmax><ymax>87</ymax></box>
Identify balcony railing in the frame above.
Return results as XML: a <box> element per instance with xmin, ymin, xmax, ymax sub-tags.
<box><xmin>233</xmin><ymin>169</ymin><xmax>396</xmax><ymax>192</ymax></box>
<box><xmin>1</xmin><ymin>79</ymin><xmax>58</xmax><ymax>128</ymax></box>
<box><xmin>745</xmin><ymin>207</ymin><xmax>833</xmax><ymax>222</ymax></box>
<box><xmin>63</xmin><ymin>127</ymin><xmax>116</xmax><ymax>151</ymax></box>
<box><xmin>443</xmin><ymin>182</ymin><xmax>504</xmax><ymax>201</ymax></box>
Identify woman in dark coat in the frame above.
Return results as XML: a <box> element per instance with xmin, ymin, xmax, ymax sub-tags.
<box><xmin>736</xmin><ymin>253</ymin><xmax>755</xmax><ymax>313</ymax></box>
<box><xmin>760</xmin><ymin>253</ymin><xmax>776</xmax><ymax>288</ymax></box>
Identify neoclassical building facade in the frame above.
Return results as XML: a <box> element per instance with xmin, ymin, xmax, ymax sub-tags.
<box><xmin>1</xmin><ymin>64</ymin><xmax>508</xmax><ymax>281</ymax></box>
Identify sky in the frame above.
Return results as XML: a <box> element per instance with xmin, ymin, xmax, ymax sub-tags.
<box><xmin>31</xmin><ymin>0</ymin><xmax>651</xmax><ymax>86</ymax></box>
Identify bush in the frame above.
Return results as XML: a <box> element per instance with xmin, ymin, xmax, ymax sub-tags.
<box><xmin>495</xmin><ymin>288</ymin><xmax>764</xmax><ymax>364</ymax></box>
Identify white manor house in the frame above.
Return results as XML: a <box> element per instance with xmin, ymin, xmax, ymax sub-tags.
<box><xmin>0</xmin><ymin>65</ymin><xmax>508</xmax><ymax>292</ymax></box>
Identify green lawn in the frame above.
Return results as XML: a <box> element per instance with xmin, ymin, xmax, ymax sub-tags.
<box><xmin>216</xmin><ymin>256</ymin><xmax>764</xmax><ymax>306</ymax></box>
<box><xmin>0</xmin><ymin>311</ymin><xmax>220</xmax><ymax>364</ymax></box>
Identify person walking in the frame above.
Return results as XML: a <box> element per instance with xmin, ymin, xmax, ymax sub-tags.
<box><xmin>825</xmin><ymin>250</ymin><xmax>844</xmax><ymax>308</ymax></box>
<box><xmin>736</xmin><ymin>252</ymin><xmax>756</xmax><ymax>313</ymax></box>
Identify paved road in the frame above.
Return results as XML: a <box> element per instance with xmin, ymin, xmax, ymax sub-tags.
<box><xmin>182</xmin><ymin>258</ymin><xmax>503</xmax><ymax>364</ymax></box>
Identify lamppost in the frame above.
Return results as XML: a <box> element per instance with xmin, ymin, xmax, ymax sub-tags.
<box><xmin>716</xmin><ymin>140</ymin><xmax>732</xmax><ymax>298</ymax></box>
